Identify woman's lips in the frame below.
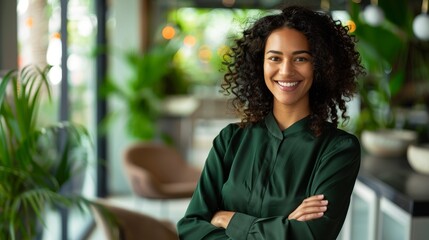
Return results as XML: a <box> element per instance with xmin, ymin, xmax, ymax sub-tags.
<box><xmin>275</xmin><ymin>81</ymin><xmax>300</xmax><ymax>91</ymax></box>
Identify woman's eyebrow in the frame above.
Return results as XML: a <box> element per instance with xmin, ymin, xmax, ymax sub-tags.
<box><xmin>293</xmin><ymin>50</ymin><xmax>312</xmax><ymax>56</ymax></box>
<box><xmin>266</xmin><ymin>50</ymin><xmax>283</xmax><ymax>55</ymax></box>
<box><xmin>265</xmin><ymin>50</ymin><xmax>312</xmax><ymax>55</ymax></box>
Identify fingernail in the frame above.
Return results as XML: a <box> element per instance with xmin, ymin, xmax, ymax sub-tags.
<box><xmin>322</xmin><ymin>200</ymin><xmax>328</xmax><ymax>204</ymax></box>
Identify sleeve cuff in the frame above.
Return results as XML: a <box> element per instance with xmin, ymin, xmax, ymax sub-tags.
<box><xmin>225</xmin><ymin>212</ymin><xmax>256</xmax><ymax>239</ymax></box>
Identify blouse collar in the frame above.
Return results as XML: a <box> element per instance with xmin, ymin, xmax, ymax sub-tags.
<box><xmin>264</xmin><ymin>112</ymin><xmax>311</xmax><ymax>140</ymax></box>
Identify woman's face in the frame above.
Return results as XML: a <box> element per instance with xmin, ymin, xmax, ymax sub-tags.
<box><xmin>263</xmin><ymin>27</ymin><xmax>313</xmax><ymax>112</ymax></box>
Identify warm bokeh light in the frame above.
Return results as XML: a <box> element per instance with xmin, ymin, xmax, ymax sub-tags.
<box><xmin>162</xmin><ymin>25</ymin><xmax>176</xmax><ymax>40</ymax></box>
<box><xmin>25</xmin><ymin>17</ymin><xmax>33</xmax><ymax>28</ymax></box>
<box><xmin>52</xmin><ymin>32</ymin><xmax>61</xmax><ymax>39</ymax></box>
<box><xmin>217</xmin><ymin>45</ymin><xmax>229</xmax><ymax>57</ymax></box>
<box><xmin>198</xmin><ymin>45</ymin><xmax>212</xmax><ymax>62</ymax></box>
<box><xmin>184</xmin><ymin>35</ymin><xmax>196</xmax><ymax>47</ymax></box>
<box><xmin>346</xmin><ymin>20</ymin><xmax>356</xmax><ymax>33</ymax></box>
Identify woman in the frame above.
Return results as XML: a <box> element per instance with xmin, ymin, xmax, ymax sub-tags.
<box><xmin>177</xmin><ymin>5</ymin><xmax>365</xmax><ymax>239</ymax></box>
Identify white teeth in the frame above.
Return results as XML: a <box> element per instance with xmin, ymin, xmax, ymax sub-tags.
<box><xmin>277</xmin><ymin>81</ymin><xmax>298</xmax><ymax>87</ymax></box>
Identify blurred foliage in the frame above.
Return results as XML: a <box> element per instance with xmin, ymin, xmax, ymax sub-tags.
<box><xmin>349</xmin><ymin>0</ymin><xmax>429</xmax><ymax>135</ymax></box>
<box><xmin>102</xmin><ymin>42</ymin><xmax>189</xmax><ymax>142</ymax></box>
<box><xmin>102</xmin><ymin>8</ymin><xmax>269</xmax><ymax>142</ymax></box>
<box><xmin>0</xmin><ymin>66</ymin><xmax>92</xmax><ymax>239</ymax></box>
<box><xmin>166</xmin><ymin>8</ymin><xmax>267</xmax><ymax>87</ymax></box>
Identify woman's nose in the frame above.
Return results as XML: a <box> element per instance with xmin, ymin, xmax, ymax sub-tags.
<box><xmin>279</xmin><ymin>60</ymin><xmax>295</xmax><ymax>76</ymax></box>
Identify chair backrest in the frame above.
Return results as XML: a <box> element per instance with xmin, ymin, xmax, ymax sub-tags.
<box><xmin>91</xmin><ymin>200</ymin><xmax>178</xmax><ymax>240</ymax></box>
<box><xmin>124</xmin><ymin>143</ymin><xmax>193</xmax><ymax>183</ymax></box>
<box><xmin>123</xmin><ymin>142</ymin><xmax>201</xmax><ymax>199</ymax></box>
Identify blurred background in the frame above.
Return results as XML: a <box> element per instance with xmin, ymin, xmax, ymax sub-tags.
<box><xmin>1</xmin><ymin>0</ymin><xmax>429</xmax><ymax>239</ymax></box>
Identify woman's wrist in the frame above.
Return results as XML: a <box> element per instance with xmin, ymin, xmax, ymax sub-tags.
<box><xmin>211</xmin><ymin>211</ymin><xmax>235</xmax><ymax>229</ymax></box>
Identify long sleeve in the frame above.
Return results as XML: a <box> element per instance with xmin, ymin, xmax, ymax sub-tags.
<box><xmin>177</xmin><ymin>114</ymin><xmax>361</xmax><ymax>240</ymax></box>
<box><xmin>225</xmin><ymin>133</ymin><xmax>360</xmax><ymax>239</ymax></box>
<box><xmin>177</xmin><ymin>124</ymin><xmax>235</xmax><ymax>239</ymax></box>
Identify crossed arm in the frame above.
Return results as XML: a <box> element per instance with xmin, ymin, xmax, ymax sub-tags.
<box><xmin>177</xmin><ymin>126</ymin><xmax>360</xmax><ymax>239</ymax></box>
<box><xmin>211</xmin><ymin>194</ymin><xmax>328</xmax><ymax>229</ymax></box>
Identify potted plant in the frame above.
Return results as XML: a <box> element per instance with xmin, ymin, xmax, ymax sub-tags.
<box><xmin>0</xmin><ymin>65</ymin><xmax>92</xmax><ymax>239</ymax></box>
<box><xmin>102</xmin><ymin>41</ymin><xmax>190</xmax><ymax>143</ymax></box>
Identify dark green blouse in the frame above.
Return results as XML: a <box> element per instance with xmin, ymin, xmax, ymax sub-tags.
<box><xmin>177</xmin><ymin>113</ymin><xmax>361</xmax><ymax>239</ymax></box>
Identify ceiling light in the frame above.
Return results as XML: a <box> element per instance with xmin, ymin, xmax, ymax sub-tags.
<box><xmin>363</xmin><ymin>0</ymin><xmax>384</xmax><ymax>26</ymax></box>
<box><xmin>413</xmin><ymin>0</ymin><xmax>429</xmax><ymax>40</ymax></box>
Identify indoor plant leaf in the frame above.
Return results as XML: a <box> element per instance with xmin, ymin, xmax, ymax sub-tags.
<box><xmin>0</xmin><ymin>65</ymin><xmax>93</xmax><ymax>240</ymax></box>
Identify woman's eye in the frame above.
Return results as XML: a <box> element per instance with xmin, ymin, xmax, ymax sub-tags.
<box><xmin>295</xmin><ymin>57</ymin><xmax>308</xmax><ymax>62</ymax></box>
<box><xmin>268</xmin><ymin>56</ymin><xmax>281</xmax><ymax>61</ymax></box>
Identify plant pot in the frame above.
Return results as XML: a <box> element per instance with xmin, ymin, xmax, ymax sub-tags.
<box><xmin>407</xmin><ymin>144</ymin><xmax>429</xmax><ymax>175</ymax></box>
<box><xmin>361</xmin><ymin>129</ymin><xmax>418</xmax><ymax>158</ymax></box>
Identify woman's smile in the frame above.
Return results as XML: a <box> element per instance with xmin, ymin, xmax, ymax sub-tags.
<box><xmin>275</xmin><ymin>81</ymin><xmax>300</xmax><ymax>91</ymax></box>
<box><xmin>264</xmin><ymin>27</ymin><xmax>314</xmax><ymax>112</ymax></box>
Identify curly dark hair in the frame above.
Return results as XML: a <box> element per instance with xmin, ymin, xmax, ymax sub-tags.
<box><xmin>221</xmin><ymin>5</ymin><xmax>365</xmax><ymax>135</ymax></box>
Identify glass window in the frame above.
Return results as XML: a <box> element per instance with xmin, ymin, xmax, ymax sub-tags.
<box><xmin>17</xmin><ymin>0</ymin><xmax>97</xmax><ymax>238</ymax></box>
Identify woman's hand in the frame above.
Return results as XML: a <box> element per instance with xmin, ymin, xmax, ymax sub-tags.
<box><xmin>210</xmin><ymin>195</ymin><xmax>326</xmax><ymax>228</ymax></box>
<box><xmin>288</xmin><ymin>194</ymin><xmax>328</xmax><ymax>221</ymax></box>
<box><xmin>211</xmin><ymin>211</ymin><xmax>235</xmax><ymax>229</ymax></box>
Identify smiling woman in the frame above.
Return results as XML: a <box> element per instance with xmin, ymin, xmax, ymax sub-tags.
<box><xmin>177</xmin><ymin>5</ymin><xmax>365</xmax><ymax>240</ymax></box>
<box><xmin>263</xmin><ymin>27</ymin><xmax>314</xmax><ymax>129</ymax></box>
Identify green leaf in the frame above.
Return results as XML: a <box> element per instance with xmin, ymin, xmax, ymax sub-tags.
<box><xmin>389</xmin><ymin>71</ymin><xmax>405</xmax><ymax>96</ymax></box>
<box><xmin>0</xmin><ymin>65</ymin><xmax>92</xmax><ymax>239</ymax></box>
<box><xmin>0</xmin><ymin>69</ymin><xmax>16</xmax><ymax>109</ymax></box>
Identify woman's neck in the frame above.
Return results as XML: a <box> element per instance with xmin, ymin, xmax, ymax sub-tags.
<box><xmin>272</xmin><ymin>104</ymin><xmax>310</xmax><ymax>130</ymax></box>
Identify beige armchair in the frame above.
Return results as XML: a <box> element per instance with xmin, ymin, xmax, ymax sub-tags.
<box><xmin>123</xmin><ymin>142</ymin><xmax>201</xmax><ymax>200</ymax></box>
<box><xmin>91</xmin><ymin>200</ymin><xmax>178</xmax><ymax>240</ymax></box>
